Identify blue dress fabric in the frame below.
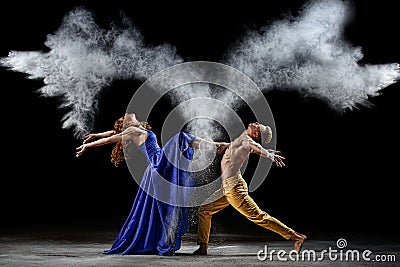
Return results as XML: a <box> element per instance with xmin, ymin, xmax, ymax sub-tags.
<box><xmin>104</xmin><ymin>130</ymin><xmax>196</xmax><ymax>256</ymax></box>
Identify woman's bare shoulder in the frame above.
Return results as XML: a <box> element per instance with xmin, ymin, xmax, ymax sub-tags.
<box><xmin>123</xmin><ymin>126</ymin><xmax>147</xmax><ymax>136</ymax></box>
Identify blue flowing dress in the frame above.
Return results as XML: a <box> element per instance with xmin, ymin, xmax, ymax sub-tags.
<box><xmin>104</xmin><ymin>130</ymin><xmax>196</xmax><ymax>256</ymax></box>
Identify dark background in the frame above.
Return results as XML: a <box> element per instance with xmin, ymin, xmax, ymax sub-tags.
<box><xmin>0</xmin><ymin>0</ymin><xmax>398</xmax><ymax>241</ymax></box>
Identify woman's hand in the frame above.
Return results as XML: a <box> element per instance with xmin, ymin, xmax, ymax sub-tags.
<box><xmin>76</xmin><ymin>144</ymin><xmax>87</xmax><ymax>157</ymax></box>
<box><xmin>83</xmin><ymin>133</ymin><xmax>98</xmax><ymax>144</ymax></box>
<box><xmin>216</xmin><ymin>142</ymin><xmax>230</xmax><ymax>154</ymax></box>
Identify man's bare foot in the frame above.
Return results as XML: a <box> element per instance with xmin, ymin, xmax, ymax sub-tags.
<box><xmin>193</xmin><ymin>243</ymin><xmax>207</xmax><ymax>255</ymax></box>
<box><xmin>291</xmin><ymin>232</ymin><xmax>307</xmax><ymax>253</ymax></box>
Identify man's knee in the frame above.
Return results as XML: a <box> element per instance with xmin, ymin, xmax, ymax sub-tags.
<box><xmin>198</xmin><ymin>206</ymin><xmax>212</xmax><ymax>218</ymax></box>
<box><xmin>245</xmin><ymin>208</ymin><xmax>270</xmax><ymax>222</ymax></box>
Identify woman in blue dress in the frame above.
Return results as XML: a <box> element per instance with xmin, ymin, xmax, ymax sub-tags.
<box><xmin>76</xmin><ymin>113</ymin><xmax>228</xmax><ymax>256</ymax></box>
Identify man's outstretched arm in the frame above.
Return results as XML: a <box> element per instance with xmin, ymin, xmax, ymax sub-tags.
<box><xmin>248</xmin><ymin>139</ymin><xmax>286</xmax><ymax>167</ymax></box>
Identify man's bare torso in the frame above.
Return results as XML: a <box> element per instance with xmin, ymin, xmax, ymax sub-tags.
<box><xmin>221</xmin><ymin>132</ymin><xmax>253</xmax><ymax>179</ymax></box>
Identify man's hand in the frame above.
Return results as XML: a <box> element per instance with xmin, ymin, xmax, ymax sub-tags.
<box><xmin>268</xmin><ymin>149</ymin><xmax>286</xmax><ymax>167</ymax></box>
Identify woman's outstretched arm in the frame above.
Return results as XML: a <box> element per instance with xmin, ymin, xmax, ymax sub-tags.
<box><xmin>191</xmin><ymin>137</ymin><xmax>230</xmax><ymax>154</ymax></box>
<box><xmin>76</xmin><ymin>126</ymin><xmax>147</xmax><ymax>157</ymax></box>
<box><xmin>76</xmin><ymin>134</ymin><xmax>122</xmax><ymax>157</ymax></box>
<box><xmin>83</xmin><ymin>130</ymin><xmax>115</xmax><ymax>144</ymax></box>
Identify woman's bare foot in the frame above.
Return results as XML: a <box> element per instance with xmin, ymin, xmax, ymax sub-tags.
<box><xmin>291</xmin><ymin>232</ymin><xmax>307</xmax><ymax>253</ymax></box>
<box><xmin>193</xmin><ymin>243</ymin><xmax>208</xmax><ymax>255</ymax></box>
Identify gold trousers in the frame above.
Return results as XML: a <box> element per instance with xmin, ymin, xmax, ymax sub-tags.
<box><xmin>197</xmin><ymin>174</ymin><xmax>295</xmax><ymax>244</ymax></box>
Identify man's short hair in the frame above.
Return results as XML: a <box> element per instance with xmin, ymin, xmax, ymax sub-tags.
<box><xmin>260</xmin><ymin>124</ymin><xmax>272</xmax><ymax>144</ymax></box>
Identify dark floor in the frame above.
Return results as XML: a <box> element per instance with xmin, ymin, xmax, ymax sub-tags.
<box><xmin>0</xmin><ymin>223</ymin><xmax>399</xmax><ymax>267</ymax></box>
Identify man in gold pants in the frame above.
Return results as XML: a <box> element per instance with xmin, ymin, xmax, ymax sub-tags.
<box><xmin>193</xmin><ymin>122</ymin><xmax>307</xmax><ymax>255</ymax></box>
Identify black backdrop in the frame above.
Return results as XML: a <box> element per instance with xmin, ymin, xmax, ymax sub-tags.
<box><xmin>0</xmin><ymin>0</ymin><xmax>399</xmax><ymax>240</ymax></box>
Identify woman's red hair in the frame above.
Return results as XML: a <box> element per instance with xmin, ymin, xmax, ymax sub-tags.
<box><xmin>111</xmin><ymin>117</ymin><xmax>151</xmax><ymax>167</ymax></box>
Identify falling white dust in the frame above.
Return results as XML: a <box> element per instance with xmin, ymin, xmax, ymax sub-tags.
<box><xmin>0</xmin><ymin>7</ymin><xmax>183</xmax><ymax>138</ymax></box>
<box><xmin>1</xmin><ymin>0</ymin><xmax>399</xmax><ymax>139</ymax></box>
<box><xmin>223</xmin><ymin>0</ymin><xmax>400</xmax><ymax>110</ymax></box>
